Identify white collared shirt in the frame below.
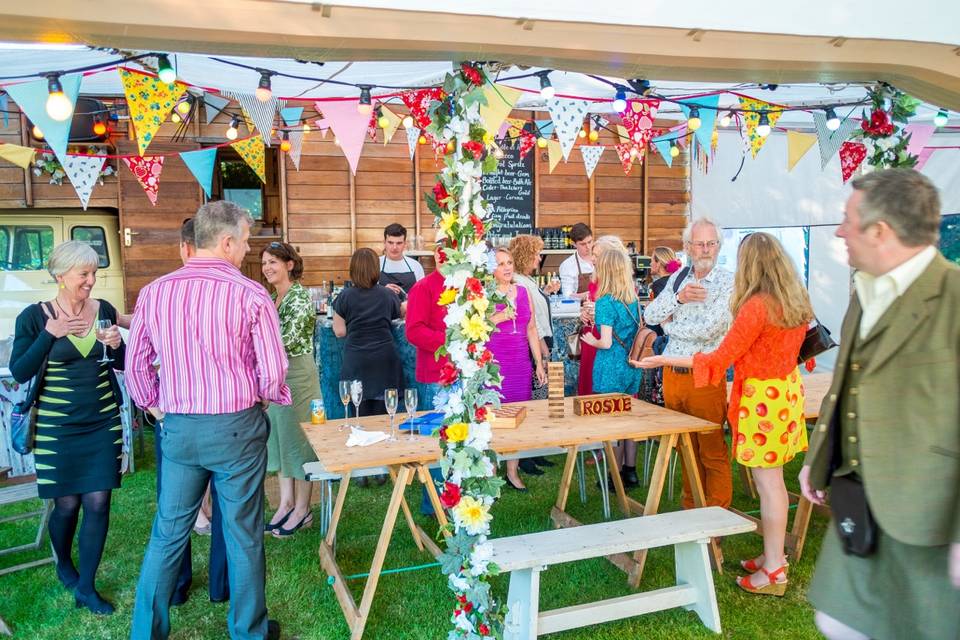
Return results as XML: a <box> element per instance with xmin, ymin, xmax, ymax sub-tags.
<box><xmin>853</xmin><ymin>245</ymin><xmax>937</xmax><ymax>339</ymax></box>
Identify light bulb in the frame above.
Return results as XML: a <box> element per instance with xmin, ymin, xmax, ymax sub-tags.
<box><xmin>757</xmin><ymin>111</ymin><xmax>771</xmax><ymax>138</ymax></box>
<box><xmin>402</xmin><ymin>115</ymin><xmax>414</xmax><ymax>129</ymax></box>
<box><xmin>669</xmin><ymin>142</ymin><xmax>679</xmax><ymax>158</ymax></box>
<box><xmin>176</xmin><ymin>97</ymin><xmax>192</xmax><ymax>115</ymax></box>
<box><xmin>171</xmin><ymin>112</ymin><xmax>182</xmax><ymax>124</ymax></box>
<box><xmin>226</xmin><ymin>117</ymin><xmax>239</xmax><ymax>140</ymax></box>
<box><xmin>32</xmin><ymin>124</ymin><xmax>44</xmax><ymax>140</ymax></box>
<box><xmin>157</xmin><ymin>54</ymin><xmax>176</xmax><ymax>84</ymax></box>
<box><xmin>934</xmin><ymin>109</ymin><xmax>949</xmax><ymax>127</ymax></box>
<box><xmin>45</xmin><ymin>75</ymin><xmax>73</xmax><ymax>122</ymax></box>
<box><xmin>538</xmin><ymin>72</ymin><xmax>554</xmax><ymax>100</ymax></box>
<box><xmin>537</xmin><ymin>137</ymin><xmax>548</xmax><ymax>148</ymax></box>
<box><xmin>280</xmin><ymin>132</ymin><xmax>291</xmax><ymax>152</ymax></box>
<box><xmin>378</xmin><ymin>115</ymin><xmax>390</xmax><ymax>129</ymax></box>
<box><xmin>578</xmin><ymin>129</ymin><xmax>587</xmax><ymax>139</ymax></box>
<box><xmin>612</xmin><ymin>88</ymin><xmax>627</xmax><ymax>113</ymax></box>
<box><xmin>588</xmin><ymin>130</ymin><xmax>599</xmax><ymax>142</ymax></box>
<box><xmin>825</xmin><ymin>108</ymin><xmax>840</xmax><ymax>132</ymax></box>
<box><xmin>92</xmin><ymin>118</ymin><xmax>107</xmax><ymax>136</ymax></box>
<box><xmin>302</xmin><ymin>122</ymin><xmax>311</xmax><ymax>132</ymax></box>
<box><xmin>687</xmin><ymin>106</ymin><xmax>701</xmax><ymax>131</ymax></box>
<box><xmin>255</xmin><ymin>71</ymin><xmax>273</xmax><ymax>102</ymax></box>
<box><xmin>418</xmin><ymin>135</ymin><xmax>427</xmax><ymax>145</ymax></box>
<box><xmin>720</xmin><ymin>111</ymin><xmax>733</xmax><ymax>127</ymax></box>
<box><xmin>446</xmin><ymin>140</ymin><xmax>455</xmax><ymax>152</ymax></box>
<box><xmin>357</xmin><ymin>86</ymin><xmax>373</xmax><ymax>115</ymax></box>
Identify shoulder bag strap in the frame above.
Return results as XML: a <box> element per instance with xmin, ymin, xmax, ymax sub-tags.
<box><xmin>671</xmin><ymin>266</ymin><xmax>691</xmax><ymax>295</ymax></box>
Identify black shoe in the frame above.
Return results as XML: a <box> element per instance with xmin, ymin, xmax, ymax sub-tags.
<box><xmin>267</xmin><ymin>619</ymin><xmax>281</xmax><ymax>640</ymax></box>
<box><xmin>621</xmin><ymin>467</ymin><xmax>640</xmax><ymax>488</ymax></box>
<box><xmin>505</xmin><ymin>477</ymin><xmax>528</xmax><ymax>492</ymax></box>
<box><xmin>518</xmin><ymin>459</ymin><xmax>544</xmax><ymax>476</ymax></box>
<box><xmin>532</xmin><ymin>456</ymin><xmax>556</xmax><ymax>467</ymax></box>
<box><xmin>273</xmin><ymin>511</ymin><xmax>314</xmax><ymax>538</ymax></box>
<box><xmin>170</xmin><ymin>589</ymin><xmax>189</xmax><ymax>607</ymax></box>
<box><xmin>265</xmin><ymin>509</ymin><xmax>294</xmax><ymax>534</ymax></box>
<box><xmin>55</xmin><ymin>563</ymin><xmax>79</xmax><ymax>591</ymax></box>
<box><xmin>75</xmin><ymin>590</ymin><xmax>115</xmax><ymax>615</ymax></box>
<box><xmin>374</xmin><ymin>474</ymin><xmax>388</xmax><ymax>486</ymax></box>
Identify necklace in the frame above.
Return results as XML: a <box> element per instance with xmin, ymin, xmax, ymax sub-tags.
<box><xmin>55</xmin><ymin>297</ymin><xmax>86</xmax><ymax>318</ymax></box>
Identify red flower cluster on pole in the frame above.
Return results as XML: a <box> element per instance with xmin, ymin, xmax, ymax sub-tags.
<box><xmin>465</xmin><ymin>277</ymin><xmax>484</xmax><ymax>297</ymax></box>
<box><xmin>460</xmin><ymin>63</ymin><xmax>484</xmax><ymax>86</ymax></box>
<box><xmin>462</xmin><ymin>140</ymin><xmax>485</xmax><ymax>159</ymax></box>
<box><xmin>478</xmin><ymin>349</ymin><xmax>493</xmax><ymax>366</ymax></box>
<box><xmin>861</xmin><ymin>109</ymin><xmax>894</xmax><ymax>136</ymax></box>
<box><xmin>468</xmin><ymin>214</ymin><xmax>485</xmax><ymax>237</ymax></box>
<box><xmin>439</xmin><ymin>482</ymin><xmax>462</xmax><ymax>508</ymax></box>
<box><xmin>433</xmin><ymin>181</ymin><xmax>449</xmax><ymax>202</ymax></box>
<box><xmin>439</xmin><ymin>361</ymin><xmax>460</xmax><ymax>385</ymax></box>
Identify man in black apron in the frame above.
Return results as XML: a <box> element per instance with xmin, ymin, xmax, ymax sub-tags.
<box><xmin>379</xmin><ymin>223</ymin><xmax>425</xmax><ymax>300</ymax></box>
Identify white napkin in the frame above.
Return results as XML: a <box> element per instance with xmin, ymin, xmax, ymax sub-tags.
<box><xmin>346</xmin><ymin>426</ymin><xmax>389</xmax><ymax>447</ymax></box>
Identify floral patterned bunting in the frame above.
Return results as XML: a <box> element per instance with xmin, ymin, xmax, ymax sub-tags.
<box><xmin>400</xmin><ymin>87</ymin><xmax>446</xmax><ymax>130</ymax></box>
<box><xmin>620</xmin><ymin>99</ymin><xmax>660</xmax><ymax>149</ymax></box>
<box><xmin>119</xmin><ymin>68</ymin><xmax>187</xmax><ymax>156</ymax></box>
<box><xmin>517</xmin><ymin>130</ymin><xmax>537</xmax><ymax>160</ymax></box>
<box><xmin>230</xmin><ymin>136</ymin><xmax>266</xmax><ymax>183</ymax></box>
<box><xmin>839</xmin><ymin>141</ymin><xmax>867</xmax><ymax>183</ymax></box>
<box><xmin>121</xmin><ymin>155</ymin><xmax>165</xmax><ymax>206</ymax></box>
<box><xmin>738</xmin><ymin>96</ymin><xmax>782</xmax><ymax>158</ymax></box>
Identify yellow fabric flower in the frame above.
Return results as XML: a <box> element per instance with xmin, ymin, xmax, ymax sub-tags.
<box><xmin>453</xmin><ymin>496</ymin><xmax>492</xmax><ymax>535</ymax></box>
<box><xmin>438</xmin><ymin>288</ymin><xmax>458</xmax><ymax>306</ymax></box>
<box><xmin>460</xmin><ymin>313</ymin><xmax>491</xmax><ymax>342</ymax></box>
<box><xmin>446</xmin><ymin>422</ymin><xmax>469</xmax><ymax>442</ymax></box>
<box><xmin>439</xmin><ymin>212</ymin><xmax>458</xmax><ymax>234</ymax></box>
<box><xmin>471</xmin><ymin>297</ymin><xmax>489</xmax><ymax>314</ymax></box>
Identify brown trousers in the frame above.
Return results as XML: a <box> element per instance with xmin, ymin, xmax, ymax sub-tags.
<box><xmin>663</xmin><ymin>368</ymin><xmax>732</xmax><ymax>509</ymax></box>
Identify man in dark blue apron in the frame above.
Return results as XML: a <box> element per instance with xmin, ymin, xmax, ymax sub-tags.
<box><xmin>379</xmin><ymin>223</ymin><xmax>425</xmax><ymax>300</ymax></box>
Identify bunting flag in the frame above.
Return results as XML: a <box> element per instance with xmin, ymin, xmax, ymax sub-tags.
<box><xmin>620</xmin><ymin>99</ymin><xmax>660</xmax><ymax>151</ymax></box>
<box><xmin>616</xmin><ymin>124</ymin><xmax>631</xmax><ymax>144</ymax></box>
<box><xmin>0</xmin><ymin>143</ymin><xmax>36</xmax><ymax>170</ymax></box>
<box><xmin>61</xmin><ymin>154</ymin><xmax>106</xmax><ymax>210</ymax></box>
<box><xmin>179</xmin><ymin>147</ymin><xmax>217</xmax><ymax>198</ymax></box>
<box><xmin>506</xmin><ymin>117</ymin><xmax>527</xmax><ymax>139</ymax></box>
<box><xmin>812</xmin><ymin>110</ymin><xmax>859</xmax><ymax>168</ymax></box>
<box><xmin>904</xmin><ymin>124</ymin><xmax>936</xmax><ymax>157</ymax></box>
<box><xmin>786</xmin><ymin>130</ymin><xmax>818</xmax><ymax>171</ymax></box>
<box><xmin>287</xmin><ymin>130</ymin><xmax>304</xmax><ymax>170</ymax></box>
<box><xmin>738</xmin><ymin>97</ymin><xmax>782</xmax><ymax>158</ymax></box>
<box><xmin>280</xmin><ymin>106</ymin><xmax>304</xmax><ymax>127</ymax></box>
<box><xmin>0</xmin><ymin>93</ymin><xmax>8</xmax><ymax>128</ymax></box>
<box><xmin>615</xmin><ymin>143</ymin><xmax>636</xmax><ymax>175</ymax></box>
<box><xmin>223</xmin><ymin>91</ymin><xmax>285</xmax><ymax>146</ymax></box>
<box><xmin>580</xmin><ymin>145</ymin><xmax>605</xmax><ymax>179</ymax></box>
<box><xmin>315</xmin><ymin>118</ymin><xmax>330</xmax><ymax>138</ymax></box>
<box><xmin>119</xmin><ymin>69</ymin><xmax>187</xmax><ymax>156</ymax></box>
<box><xmin>535</xmin><ymin>119</ymin><xmax>555</xmax><ymax>137</ymax></box>
<box><xmin>379</xmin><ymin>105</ymin><xmax>402</xmax><ymax>145</ymax></box>
<box><xmin>121</xmin><ymin>155</ymin><xmax>165</xmax><ymax>206</ymax></box>
<box><xmin>839</xmin><ymin>141</ymin><xmax>867</xmax><ymax>182</ymax></box>
<box><xmin>5</xmin><ymin>72</ymin><xmax>82</xmax><ymax>164</ymax></box>
<box><xmin>399</xmin><ymin>88</ymin><xmax>445</xmax><ymax>130</ymax></box>
<box><xmin>480</xmin><ymin>84</ymin><xmax>522</xmax><ymax>140</ymax></box>
<box><xmin>202</xmin><ymin>93</ymin><xmax>231</xmax><ymax>125</ymax></box>
<box><xmin>546</xmin><ymin>97</ymin><xmax>592</xmax><ymax>161</ymax></box>
<box><xmin>546</xmin><ymin>139</ymin><xmax>563</xmax><ymax>173</ymax></box>
<box><xmin>651</xmin><ymin>135</ymin><xmax>674</xmax><ymax>168</ymax></box>
<box><xmin>405</xmin><ymin>127</ymin><xmax>420</xmax><ymax>160</ymax></box>
<box><xmin>366</xmin><ymin>111</ymin><xmax>379</xmax><ymax>142</ymax></box>
<box><xmin>316</xmin><ymin>100</ymin><xmax>370</xmax><ymax>175</ymax></box>
<box><xmin>914</xmin><ymin>147</ymin><xmax>936</xmax><ymax>171</ymax></box>
<box><xmin>231</xmin><ymin>136</ymin><xmax>266</xmax><ymax>183</ymax></box>
<box><xmin>677</xmin><ymin>95</ymin><xmax>719</xmax><ymax>152</ymax></box>
<box><xmin>517</xmin><ymin>130</ymin><xmax>537</xmax><ymax>160</ymax></box>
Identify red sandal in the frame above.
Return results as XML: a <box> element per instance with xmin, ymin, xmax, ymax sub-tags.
<box><xmin>737</xmin><ymin>565</ymin><xmax>788</xmax><ymax>596</ymax></box>
<box><xmin>740</xmin><ymin>555</ymin><xmax>788</xmax><ymax>573</ymax></box>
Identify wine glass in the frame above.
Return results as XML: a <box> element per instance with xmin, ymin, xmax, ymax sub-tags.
<box><xmin>350</xmin><ymin>380</ymin><xmax>363</xmax><ymax>429</ymax></box>
<box><xmin>95</xmin><ymin>319</ymin><xmax>114</xmax><ymax>364</ymax></box>
<box><xmin>338</xmin><ymin>380</ymin><xmax>351</xmax><ymax>431</ymax></box>
<box><xmin>404</xmin><ymin>388</ymin><xmax>418</xmax><ymax>441</ymax></box>
<box><xmin>385</xmin><ymin>388</ymin><xmax>399</xmax><ymax>441</ymax></box>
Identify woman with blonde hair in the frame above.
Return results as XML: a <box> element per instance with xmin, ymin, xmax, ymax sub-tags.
<box><xmin>576</xmin><ymin>235</ymin><xmax>628</xmax><ymax>397</ymax></box>
<box><xmin>636</xmin><ymin>232</ymin><xmax>814</xmax><ymax>596</ymax></box>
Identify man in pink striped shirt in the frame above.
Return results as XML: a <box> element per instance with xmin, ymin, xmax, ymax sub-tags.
<box><xmin>128</xmin><ymin>201</ymin><xmax>289</xmax><ymax>640</ymax></box>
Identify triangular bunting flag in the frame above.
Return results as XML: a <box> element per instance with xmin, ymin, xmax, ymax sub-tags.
<box><xmin>535</xmin><ymin>119</ymin><xmax>555</xmax><ymax>137</ymax></box>
<box><xmin>119</xmin><ymin>69</ymin><xmax>187</xmax><ymax>156</ymax></box>
<box><xmin>61</xmin><ymin>154</ymin><xmax>106</xmax><ymax>210</ymax></box>
<box><xmin>223</xmin><ymin>91</ymin><xmax>285</xmax><ymax>146</ymax></box>
<box><xmin>738</xmin><ymin>97</ymin><xmax>782</xmax><ymax>159</ymax></box>
<box><xmin>812</xmin><ymin>110</ymin><xmax>859</xmax><ymax>168</ymax></box>
<box><xmin>904</xmin><ymin>124</ymin><xmax>936</xmax><ymax>157</ymax></box>
<box><xmin>914</xmin><ymin>147</ymin><xmax>936</xmax><ymax>171</ymax></box>
<box><xmin>517</xmin><ymin>130</ymin><xmax>537</xmax><ymax>160</ymax></box>
<box><xmin>546</xmin><ymin>98</ymin><xmax>592</xmax><ymax>161</ymax></box>
<box><xmin>180</xmin><ymin>148</ymin><xmax>217</xmax><ymax>198</ymax></box>
<box><xmin>0</xmin><ymin>143</ymin><xmax>36</xmax><ymax>170</ymax></box>
<box><xmin>202</xmin><ymin>93</ymin><xmax>231</xmax><ymax>125</ymax></box>
<box><xmin>287</xmin><ymin>130</ymin><xmax>304</xmax><ymax>170</ymax></box>
<box><xmin>651</xmin><ymin>136</ymin><xmax>674</xmax><ymax>168</ymax></box>
<box><xmin>0</xmin><ymin>93</ymin><xmax>8</xmax><ymax>128</ymax></box>
<box><xmin>480</xmin><ymin>84</ymin><xmax>522</xmax><ymax>139</ymax></box>
<box><xmin>231</xmin><ymin>136</ymin><xmax>266</xmax><ymax>183</ymax></box>
<box><xmin>786</xmin><ymin>130</ymin><xmax>817</xmax><ymax>171</ymax></box>
<box><xmin>5</xmin><ymin>72</ymin><xmax>82</xmax><ymax>165</ymax></box>
<box><xmin>546</xmin><ymin>139</ymin><xmax>563</xmax><ymax>173</ymax></box>
<box><xmin>405</xmin><ymin>127</ymin><xmax>420</xmax><ymax>160</ymax></box>
<box><xmin>839</xmin><ymin>141</ymin><xmax>867</xmax><ymax>182</ymax></box>
<box><xmin>380</xmin><ymin>105</ymin><xmax>402</xmax><ymax>145</ymax></box>
<box><xmin>616</xmin><ymin>125</ymin><xmax>631</xmax><ymax>144</ymax></box>
<box><xmin>580</xmin><ymin>145</ymin><xmax>605</xmax><ymax>179</ymax></box>
<box><xmin>399</xmin><ymin>88</ymin><xmax>445</xmax><ymax>130</ymax></box>
<box><xmin>620</xmin><ymin>99</ymin><xmax>660</xmax><ymax>150</ymax></box>
<box><xmin>506</xmin><ymin>117</ymin><xmax>528</xmax><ymax>139</ymax></box>
<box><xmin>121</xmin><ymin>155</ymin><xmax>165</xmax><ymax>206</ymax></box>
<box><xmin>615</xmin><ymin>143</ymin><xmax>635</xmax><ymax>175</ymax></box>
<box><xmin>366</xmin><ymin>111</ymin><xmax>379</xmax><ymax>142</ymax></box>
<box><xmin>677</xmin><ymin>95</ymin><xmax>719</xmax><ymax>153</ymax></box>
<box><xmin>280</xmin><ymin>106</ymin><xmax>304</xmax><ymax>127</ymax></box>
<box><xmin>316</xmin><ymin>100</ymin><xmax>370</xmax><ymax>175</ymax></box>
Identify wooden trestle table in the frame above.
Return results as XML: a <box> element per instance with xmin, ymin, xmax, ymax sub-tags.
<box><xmin>302</xmin><ymin>396</ymin><xmax>721</xmax><ymax>640</ymax></box>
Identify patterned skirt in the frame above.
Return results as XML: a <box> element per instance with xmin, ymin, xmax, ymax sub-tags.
<box><xmin>733</xmin><ymin>367</ymin><xmax>807</xmax><ymax>468</ymax></box>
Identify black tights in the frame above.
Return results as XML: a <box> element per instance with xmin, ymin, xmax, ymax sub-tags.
<box><xmin>49</xmin><ymin>490</ymin><xmax>112</xmax><ymax>596</ymax></box>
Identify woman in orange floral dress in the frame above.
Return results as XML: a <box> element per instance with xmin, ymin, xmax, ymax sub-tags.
<box><xmin>634</xmin><ymin>232</ymin><xmax>814</xmax><ymax>596</ymax></box>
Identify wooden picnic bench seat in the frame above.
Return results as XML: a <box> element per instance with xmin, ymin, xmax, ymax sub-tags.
<box><xmin>490</xmin><ymin>507</ymin><xmax>755</xmax><ymax>639</ymax></box>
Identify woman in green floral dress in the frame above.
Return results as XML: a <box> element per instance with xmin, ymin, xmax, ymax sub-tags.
<box><xmin>261</xmin><ymin>242</ymin><xmax>320</xmax><ymax>538</ymax></box>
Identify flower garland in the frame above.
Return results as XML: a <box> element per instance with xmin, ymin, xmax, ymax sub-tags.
<box><xmin>853</xmin><ymin>84</ymin><xmax>922</xmax><ymax>169</ymax></box>
<box><xmin>423</xmin><ymin>62</ymin><xmax>507</xmax><ymax>639</ymax></box>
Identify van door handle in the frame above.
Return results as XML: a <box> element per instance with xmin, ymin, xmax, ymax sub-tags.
<box><xmin>123</xmin><ymin>228</ymin><xmax>140</xmax><ymax>247</ymax></box>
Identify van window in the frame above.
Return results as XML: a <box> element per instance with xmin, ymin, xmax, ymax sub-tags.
<box><xmin>71</xmin><ymin>226</ymin><xmax>110</xmax><ymax>268</ymax></box>
<box><xmin>0</xmin><ymin>228</ymin><xmax>8</xmax><ymax>269</ymax></box>
<box><xmin>7</xmin><ymin>226</ymin><xmax>54</xmax><ymax>271</ymax></box>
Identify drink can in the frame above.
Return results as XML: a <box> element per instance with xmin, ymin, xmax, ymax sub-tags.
<box><xmin>310</xmin><ymin>399</ymin><xmax>326</xmax><ymax>424</ymax></box>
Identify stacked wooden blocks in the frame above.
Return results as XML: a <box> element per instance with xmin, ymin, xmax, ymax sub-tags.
<box><xmin>548</xmin><ymin>362</ymin><xmax>565</xmax><ymax>418</ymax></box>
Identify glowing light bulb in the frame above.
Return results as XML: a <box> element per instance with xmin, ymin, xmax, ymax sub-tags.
<box><xmin>669</xmin><ymin>143</ymin><xmax>680</xmax><ymax>158</ymax></box>
<box><xmin>176</xmin><ymin>98</ymin><xmax>192</xmax><ymax>115</ymax></box>
<box><xmin>171</xmin><ymin>112</ymin><xmax>182</xmax><ymax>124</ymax></box>
<box><xmin>226</xmin><ymin>117</ymin><xmax>239</xmax><ymax>140</ymax></box>
<box><xmin>687</xmin><ymin>106</ymin><xmax>701</xmax><ymax>132</ymax></box>
<box><xmin>32</xmin><ymin>124</ymin><xmax>44</xmax><ymax>140</ymax></box>
<box><xmin>418</xmin><ymin>135</ymin><xmax>427</xmax><ymax>145</ymax></box>
<box><xmin>302</xmin><ymin>122</ymin><xmax>311</xmax><ymax>132</ymax></box>
<box><xmin>378</xmin><ymin>115</ymin><xmax>390</xmax><ymax>129</ymax></box>
<box><xmin>446</xmin><ymin>140</ymin><xmax>455</xmax><ymax>152</ymax></box>
<box><xmin>757</xmin><ymin>112</ymin><xmax>772</xmax><ymax>138</ymax></box>
<box><xmin>157</xmin><ymin>55</ymin><xmax>176</xmax><ymax>84</ymax></box>
<box><xmin>45</xmin><ymin>75</ymin><xmax>73</xmax><ymax>122</ymax></box>
<box><xmin>720</xmin><ymin>111</ymin><xmax>733</xmax><ymax>127</ymax></box>
<box><xmin>255</xmin><ymin>71</ymin><xmax>273</xmax><ymax>102</ymax></box>
<box><xmin>402</xmin><ymin>115</ymin><xmax>414</xmax><ymax>129</ymax></box>
<box><xmin>588</xmin><ymin>130</ymin><xmax>599</xmax><ymax>142</ymax></box>
<box><xmin>934</xmin><ymin>109</ymin><xmax>949</xmax><ymax>127</ymax></box>
<box><xmin>578</xmin><ymin>129</ymin><xmax>587</xmax><ymax>139</ymax></box>
<box><xmin>357</xmin><ymin>86</ymin><xmax>373</xmax><ymax>115</ymax></box>
<box><xmin>824</xmin><ymin>108</ymin><xmax>840</xmax><ymax>132</ymax></box>
<box><xmin>612</xmin><ymin>88</ymin><xmax>627</xmax><ymax>113</ymax></box>
<box><xmin>538</xmin><ymin>72</ymin><xmax>554</xmax><ymax>100</ymax></box>
<box><xmin>92</xmin><ymin>119</ymin><xmax>107</xmax><ymax>136</ymax></box>
<box><xmin>537</xmin><ymin>137</ymin><xmax>548</xmax><ymax>148</ymax></box>
<box><xmin>280</xmin><ymin>133</ymin><xmax>291</xmax><ymax>152</ymax></box>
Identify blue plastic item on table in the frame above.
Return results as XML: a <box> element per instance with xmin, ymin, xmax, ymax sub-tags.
<box><xmin>398</xmin><ymin>411</ymin><xmax>445</xmax><ymax>435</ymax></box>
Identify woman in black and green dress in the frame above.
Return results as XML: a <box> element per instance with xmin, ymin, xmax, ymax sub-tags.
<box><xmin>10</xmin><ymin>241</ymin><xmax>125</xmax><ymax>616</ymax></box>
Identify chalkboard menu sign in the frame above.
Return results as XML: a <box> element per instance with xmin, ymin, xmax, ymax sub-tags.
<box><xmin>482</xmin><ymin>142</ymin><xmax>534</xmax><ymax>234</ymax></box>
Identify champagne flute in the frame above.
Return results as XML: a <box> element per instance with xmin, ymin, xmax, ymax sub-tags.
<box><xmin>350</xmin><ymin>380</ymin><xmax>363</xmax><ymax>429</ymax></box>
<box><xmin>338</xmin><ymin>380</ymin><xmax>351</xmax><ymax>431</ymax></box>
<box><xmin>404</xmin><ymin>388</ymin><xmax>418</xmax><ymax>441</ymax></box>
<box><xmin>95</xmin><ymin>319</ymin><xmax>114</xmax><ymax>364</ymax></box>
<box><xmin>385</xmin><ymin>388</ymin><xmax>399</xmax><ymax>441</ymax></box>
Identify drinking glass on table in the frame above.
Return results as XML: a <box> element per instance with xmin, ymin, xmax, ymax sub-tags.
<box><xmin>350</xmin><ymin>380</ymin><xmax>363</xmax><ymax>429</ymax></box>
<box><xmin>385</xmin><ymin>388</ymin><xmax>399</xmax><ymax>441</ymax></box>
<box><xmin>404</xmin><ymin>388</ymin><xmax>418</xmax><ymax>441</ymax></box>
<box><xmin>338</xmin><ymin>380</ymin><xmax>351</xmax><ymax>431</ymax></box>
<box><xmin>95</xmin><ymin>319</ymin><xmax>115</xmax><ymax>364</ymax></box>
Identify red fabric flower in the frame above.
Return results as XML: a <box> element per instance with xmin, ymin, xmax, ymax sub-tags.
<box><xmin>463</xmin><ymin>602</ymin><xmax>473</xmax><ymax>613</ymax></box>
<box><xmin>439</xmin><ymin>361</ymin><xmax>460</xmax><ymax>385</ymax></box>
<box><xmin>478</xmin><ymin>349</ymin><xmax>493</xmax><ymax>365</ymax></box>
<box><xmin>462</xmin><ymin>140</ymin><xmax>485</xmax><ymax>160</ymax></box>
<box><xmin>460</xmin><ymin>63</ymin><xmax>484</xmax><ymax>86</ymax></box>
<box><xmin>433</xmin><ymin>181</ymin><xmax>449</xmax><ymax>203</ymax></box>
<box><xmin>466</xmin><ymin>277</ymin><xmax>484</xmax><ymax>296</ymax></box>
<box><xmin>436</xmin><ymin>248</ymin><xmax>447</xmax><ymax>265</ymax></box>
<box><xmin>438</xmin><ymin>426</ymin><xmax>448</xmax><ymax>441</ymax></box>
<box><xmin>439</xmin><ymin>482</ymin><xmax>462</xmax><ymax>509</ymax></box>
<box><xmin>862</xmin><ymin>109</ymin><xmax>894</xmax><ymax>136</ymax></box>
<box><xmin>475</xmin><ymin>406</ymin><xmax>487</xmax><ymax>422</ymax></box>
<box><xmin>469</xmin><ymin>214</ymin><xmax>485</xmax><ymax>237</ymax></box>
<box><xmin>478</xmin><ymin>623</ymin><xmax>490</xmax><ymax>636</ymax></box>
<box><xmin>467</xmin><ymin>342</ymin><xmax>478</xmax><ymax>355</ymax></box>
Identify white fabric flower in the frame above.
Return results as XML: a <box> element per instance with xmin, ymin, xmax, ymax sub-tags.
<box><xmin>444</xmin><ymin>301</ymin><xmax>468</xmax><ymax>327</ymax></box>
<box><xmin>448</xmin><ymin>573</ymin><xmax>470</xmax><ymax>592</ymax></box>
<box><xmin>469</xmin><ymin>542</ymin><xmax>493</xmax><ymax>577</ymax></box>
<box><xmin>465</xmin><ymin>242</ymin><xmax>488</xmax><ymax>269</ymax></box>
<box><xmin>445</xmin><ymin>270</ymin><xmax>470</xmax><ymax>290</ymax></box>
<box><xmin>465</xmin><ymin>421</ymin><xmax>492</xmax><ymax>451</ymax></box>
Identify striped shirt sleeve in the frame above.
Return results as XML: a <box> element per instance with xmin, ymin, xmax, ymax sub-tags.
<box><xmin>249</xmin><ymin>288</ymin><xmax>292</xmax><ymax>405</ymax></box>
<box><xmin>126</xmin><ymin>285</ymin><xmax>160</xmax><ymax>410</ymax></box>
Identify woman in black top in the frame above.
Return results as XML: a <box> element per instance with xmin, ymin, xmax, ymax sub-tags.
<box><xmin>9</xmin><ymin>241</ymin><xmax>125</xmax><ymax>615</ymax></box>
<box><xmin>332</xmin><ymin>248</ymin><xmax>406</xmax><ymax>417</ymax></box>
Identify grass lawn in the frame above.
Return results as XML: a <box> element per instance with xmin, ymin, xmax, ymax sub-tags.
<box><xmin>1</xmin><ymin>431</ymin><xmax>828</xmax><ymax>639</ymax></box>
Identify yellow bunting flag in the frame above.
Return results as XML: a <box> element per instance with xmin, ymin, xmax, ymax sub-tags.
<box><xmin>738</xmin><ymin>97</ymin><xmax>782</xmax><ymax>158</ymax></box>
<box><xmin>546</xmin><ymin>139</ymin><xmax>563</xmax><ymax>173</ymax></box>
<box><xmin>479</xmin><ymin>84</ymin><xmax>522</xmax><ymax>137</ymax></box>
<box><xmin>231</xmin><ymin>136</ymin><xmax>266</xmax><ymax>183</ymax></box>
<box><xmin>0</xmin><ymin>143</ymin><xmax>36</xmax><ymax>170</ymax></box>
<box><xmin>119</xmin><ymin>68</ymin><xmax>188</xmax><ymax>156</ymax></box>
<box><xmin>380</xmin><ymin>105</ymin><xmax>402</xmax><ymax>145</ymax></box>
<box><xmin>786</xmin><ymin>130</ymin><xmax>818</xmax><ymax>171</ymax></box>
<box><xmin>506</xmin><ymin>117</ymin><xmax>527</xmax><ymax>139</ymax></box>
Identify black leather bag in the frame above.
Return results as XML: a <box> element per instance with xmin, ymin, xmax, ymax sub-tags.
<box><xmin>798</xmin><ymin>320</ymin><xmax>837</xmax><ymax>364</ymax></box>
<box><xmin>830</xmin><ymin>474</ymin><xmax>878</xmax><ymax>557</ymax></box>
<box><xmin>11</xmin><ymin>303</ymin><xmax>52</xmax><ymax>455</ymax></box>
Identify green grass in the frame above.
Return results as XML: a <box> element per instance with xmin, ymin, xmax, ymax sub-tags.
<box><xmin>1</xmin><ymin>433</ymin><xmax>828</xmax><ymax>639</ymax></box>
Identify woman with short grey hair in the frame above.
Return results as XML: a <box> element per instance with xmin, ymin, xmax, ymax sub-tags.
<box><xmin>10</xmin><ymin>239</ymin><xmax>126</xmax><ymax>615</ymax></box>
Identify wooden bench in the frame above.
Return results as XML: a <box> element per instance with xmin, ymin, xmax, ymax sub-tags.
<box><xmin>490</xmin><ymin>507</ymin><xmax>755</xmax><ymax>639</ymax></box>
<box><xmin>0</xmin><ymin>478</ymin><xmax>54</xmax><ymax>577</ymax></box>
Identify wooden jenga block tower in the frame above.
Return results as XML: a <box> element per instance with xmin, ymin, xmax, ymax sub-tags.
<box><xmin>548</xmin><ymin>361</ymin><xmax>565</xmax><ymax>419</ymax></box>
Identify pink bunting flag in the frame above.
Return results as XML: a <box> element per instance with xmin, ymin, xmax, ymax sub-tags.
<box><xmin>914</xmin><ymin>147</ymin><xmax>936</xmax><ymax>171</ymax></box>
<box><xmin>904</xmin><ymin>124</ymin><xmax>936</xmax><ymax>157</ymax></box>
<box><xmin>316</xmin><ymin>100</ymin><xmax>372</xmax><ymax>175</ymax></box>
<box><xmin>839</xmin><ymin>141</ymin><xmax>867</xmax><ymax>183</ymax></box>
<box><xmin>121</xmin><ymin>155</ymin><xmax>165</xmax><ymax>206</ymax></box>
<box><xmin>620</xmin><ymin>99</ymin><xmax>660</xmax><ymax>149</ymax></box>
